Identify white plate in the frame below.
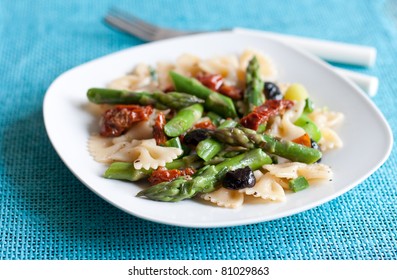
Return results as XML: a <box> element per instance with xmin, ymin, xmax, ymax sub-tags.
<box><xmin>43</xmin><ymin>32</ymin><xmax>392</xmax><ymax>228</ymax></box>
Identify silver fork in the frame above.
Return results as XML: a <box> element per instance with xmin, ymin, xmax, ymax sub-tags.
<box><xmin>105</xmin><ymin>8</ymin><xmax>200</xmax><ymax>41</ymax></box>
<box><xmin>104</xmin><ymin>9</ymin><xmax>378</xmax><ymax>96</ymax></box>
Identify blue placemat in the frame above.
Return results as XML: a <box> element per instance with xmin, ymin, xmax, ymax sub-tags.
<box><xmin>0</xmin><ymin>0</ymin><xmax>396</xmax><ymax>260</ymax></box>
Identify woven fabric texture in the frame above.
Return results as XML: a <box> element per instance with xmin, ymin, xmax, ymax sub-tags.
<box><xmin>0</xmin><ymin>0</ymin><xmax>396</xmax><ymax>260</ymax></box>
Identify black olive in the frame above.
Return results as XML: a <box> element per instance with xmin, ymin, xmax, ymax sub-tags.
<box><xmin>223</xmin><ymin>166</ymin><xmax>256</xmax><ymax>190</ymax></box>
<box><xmin>311</xmin><ymin>139</ymin><xmax>322</xmax><ymax>163</ymax></box>
<box><xmin>264</xmin><ymin>82</ymin><xmax>282</xmax><ymax>100</ymax></box>
<box><xmin>183</xmin><ymin>129</ymin><xmax>211</xmax><ymax>146</ymax></box>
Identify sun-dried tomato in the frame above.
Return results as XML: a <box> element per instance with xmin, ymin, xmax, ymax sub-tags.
<box><xmin>163</xmin><ymin>85</ymin><xmax>175</xmax><ymax>93</ymax></box>
<box><xmin>194</xmin><ymin>120</ymin><xmax>216</xmax><ymax>130</ymax></box>
<box><xmin>218</xmin><ymin>84</ymin><xmax>243</xmax><ymax>100</ymax></box>
<box><xmin>196</xmin><ymin>73</ymin><xmax>243</xmax><ymax>100</ymax></box>
<box><xmin>240</xmin><ymin>99</ymin><xmax>294</xmax><ymax>130</ymax></box>
<box><xmin>148</xmin><ymin>167</ymin><xmax>196</xmax><ymax>185</ymax></box>
<box><xmin>100</xmin><ymin>105</ymin><xmax>153</xmax><ymax>137</ymax></box>
<box><xmin>196</xmin><ymin>74</ymin><xmax>223</xmax><ymax>91</ymax></box>
<box><xmin>153</xmin><ymin>112</ymin><xmax>167</xmax><ymax>145</ymax></box>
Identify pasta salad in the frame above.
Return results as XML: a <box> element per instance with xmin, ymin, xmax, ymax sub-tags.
<box><xmin>86</xmin><ymin>49</ymin><xmax>344</xmax><ymax>208</ymax></box>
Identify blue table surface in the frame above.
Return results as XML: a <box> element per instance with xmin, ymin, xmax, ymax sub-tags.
<box><xmin>0</xmin><ymin>0</ymin><xmax>396</xmax><ymax>260</ymax></box>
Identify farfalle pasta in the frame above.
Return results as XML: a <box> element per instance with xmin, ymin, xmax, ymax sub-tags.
<box><xmin>240</xmin><ymin>172</ymin><xmax>287</xmax><ymax>201</ymax></box>
<box><xmin>88</xmin><ymin>116</ymin><xmax>156</xmax><ymax>163</ymax></box>
<box><xmin>308</xmin><ymin>108</ymin><xmax>344</xmax><ymax>151</ymax></box>
<box><xmin>198</xmin><ymin>55</ymin><xmax>240</xmax><ymax>85</ymax></box>
<box><xmin>86</xmin><ymin>49</ymin><xmax>344</xmax><ymax>209</ymax></box>
<box><xmin>174</xmin><ymin>53</ymin><xmax>202</xmax><ymax>77</ymax></box>
<box><xmin>129</xmin><ymin>139</ymin><xmax>183</xmax><ymax>170</ymax></box>
<box><xmin>264</xmin><ymin>101</ymin><xmax>306</xmax><ymax>141</ymax></box>
<box><xmin>201</xmin><ymin>188</ymin><xmax>245</xmax><ymax>209</ymax></box>
<box><xmin>263</xmin><ymin>162</ymin><xmax>333</xmax><ymax>183</ymax></box>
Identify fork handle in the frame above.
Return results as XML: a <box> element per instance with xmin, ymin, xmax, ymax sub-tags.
<box><xmin>233</xmin><ymin>28</ymin><xmax>376</xmax><ymax>67</ymax></box>
<box><xmin>233</xmin><ymin>27</ymin><xmax>378</xmax><ymax>96</ymax></box>
<box><xmin>333</xmin><ymin>67</ymin><xmax>378</xmax><ymax>97</ymax></box>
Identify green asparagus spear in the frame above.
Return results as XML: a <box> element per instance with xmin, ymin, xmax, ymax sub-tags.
<box><xmin>104</xmin><ymin>154</ymin><xmax>203</xmax><ymax>182</ymax></box>
<box><xmin>303</xmin><ymin>98</ymin><xmax>314</xmax><ymax>113</ymax></box>
<box><xmin>168</xmin><ymin>71</ymin><xmax>212</xmax><ymax>99</ymax></box>
<box><xmin>87</xmin><ymin>88</ymin><xmax>156</xmax><ymax>105</ymax></box>
<box><xmin>244</xmin><ymin>56</ymin><xmax>265</xmax><ymax>114</ymax></box>
<box><xmin>87</xmin><ymin>88</ymin><xmax>204</xmax><ymax>109</ymax></box>
<box><xmin>152</xmin><ymin>92</ymin><xmax>204</xmax><ymax>109</ymax></box>
<box><xmin>165</xmin><ymin>137</ymin><xmax>183</xmax><ymax>149</ymax></box>
<box><xmin>165</xmin><ymin>154</ymin><xmax>203</xmax><ymax>170</ymax></box>
<box><xmin>294</xmin><ymin>113</ymin><xmax>322</xmax><ymax>142</ymax></box>
<box><xmin>196</xmin><ymin>139</ymin><xmax>222</xmax><ymax>162</ymax></box>
<box><xmin>165</xmin><ymin>137</ymin><xmax>190</xmax><ymax>157</ymax></box>
<box><xmin>206</xmin><ymin>112</ymin><xmax>223</xmax><ymax>126</ymax></box>
<box><xmin>211</xmin><ymin>127</ymin><xmax>322</xmax><ymax>164</ymax></box>
<box><xmin>169</xmin><ymin>71</ymin><xmax>237</xmax><ymax>118</ymax></box>
<box><xmin>219</xmin><ymin>119</ymin><xmax>239</xmax><ymax>128</ymax></box>
<box><xmin>196</xmin><ymin>119</ymin><xmax>238</xmax><ymax>161</ymax></box>
<box><xmin>137</xmin><ymin>149</ymin><xmax>272</xmax><ymax>202</ymax></box>
<box><xmin>164</xmin><ymin>104</ymin><xmax>204</xmax><ymax>137</ymax></box>
<box><xmin>289</xmin><ymin>176</ymin><xmax>309</xmax><ymax>192</ymax></box>
<box><xmin>104</xmin><ymin>162</ymin><xmax>151</xmax><ymax>181</ymax></box>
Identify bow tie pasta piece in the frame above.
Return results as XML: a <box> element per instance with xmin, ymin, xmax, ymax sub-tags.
<box><xmin>296</xmin><ymin>163</ymin><xmax>334</xmax><ymax>183</ymax></box>
<box><xmin>263</xmin><ymin>162</ymin><xmax>306</xmax><ymax>179</ymax></box>
<box><xmin>156</xmin><ymin>61</ymin><xmax>175</xmax><ymax>91</ymax></box>
<box><xmin>156</xmin><ymin>54</ymin><xmax>202</xmax><ymax>90</ymax></box>
<box><xmin>107</xmin><ymin>63</ymin><xmax>159</xmax><ymax>92</ymax></box>
<box><xmin>308</xmin><ymin>108</ymin><xmax>344</xmax><ymax>151</ymax></box>
<box><xmin>111</xmin><ymin>116</ymin><xmax>155</xmax><ymax>144</ymax></box>
<box><xmin>318</xmin><ymin>127</ymin><xmax>343</xmax><ymax>151</ymax></box>
<box><xmin>88</xmin><ymin>119</ymin><xmax>154</xmax><ymax>163</ymax></box>
<box><xmin>239</xmin><ymin>49</ymin><xmax>278</xmax><ymax>82</ymax></box>
<box><xmin>198</xmin><ymin>55</ymin><xmax>240</xmax><ymax>85</ymax></box>
<box><xmin>107</xmin><ymin>75</ymin><xmax>142</xmax><ymax>91</ymax></box>
<box><xmin>88</xmin><ymin>135</ymin><xmax>148</xmax><ymax>163</ymax></box>
<box><xmin>263</xmin><ymin>162</ymin><xmax>333</xmax><ymax>184</ymax></box>
<box><xmin>88</xmin><ymin>135</ymin><xmax>127</xmax><ymax>163</ymax></box>
<box><xmin>266</xmin><ymin>115</ymin><xmax>282</xmax><ymax>137</ymax></box>
<box><xmin>201</xmin><ymin>170</ymin><xmax>287</xmax><ymax>208</ymax></box>
<box><xmin>280</xmin><ymin>101</ymin><xmax>306</xmax><ymax>140</ymax></box>
<box><xmin>174</xmin><ymin>53</ymin><xmax>201</xmax><ymax>77</ymax></box>
<box><xmin>90</xmin><ymin>138</ymin><xmax>182</xmax><ymax>168</ymax></box>
<box><xmin>201</xmin><ymin>187</ymin><xmax>244</xmax><ymax>209</ymax></box>
<box><xmin>265</xmin><ymin>101</ymin><xmax>306</xmax><ymax>140</ymax></box>
<box><xmin>309</xmin><ymin>108</ymin><xmax>344</xmax><ymax>128</ymax></box>
<box><xmin>129</xmin><ymin>139</ymin><xmax>183</xmax><ymax>170</ymax></box>
<box><xmin>239</xmin><ymin>172</ymin><xmax>287</xmax><ymax>202</ymax></box>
